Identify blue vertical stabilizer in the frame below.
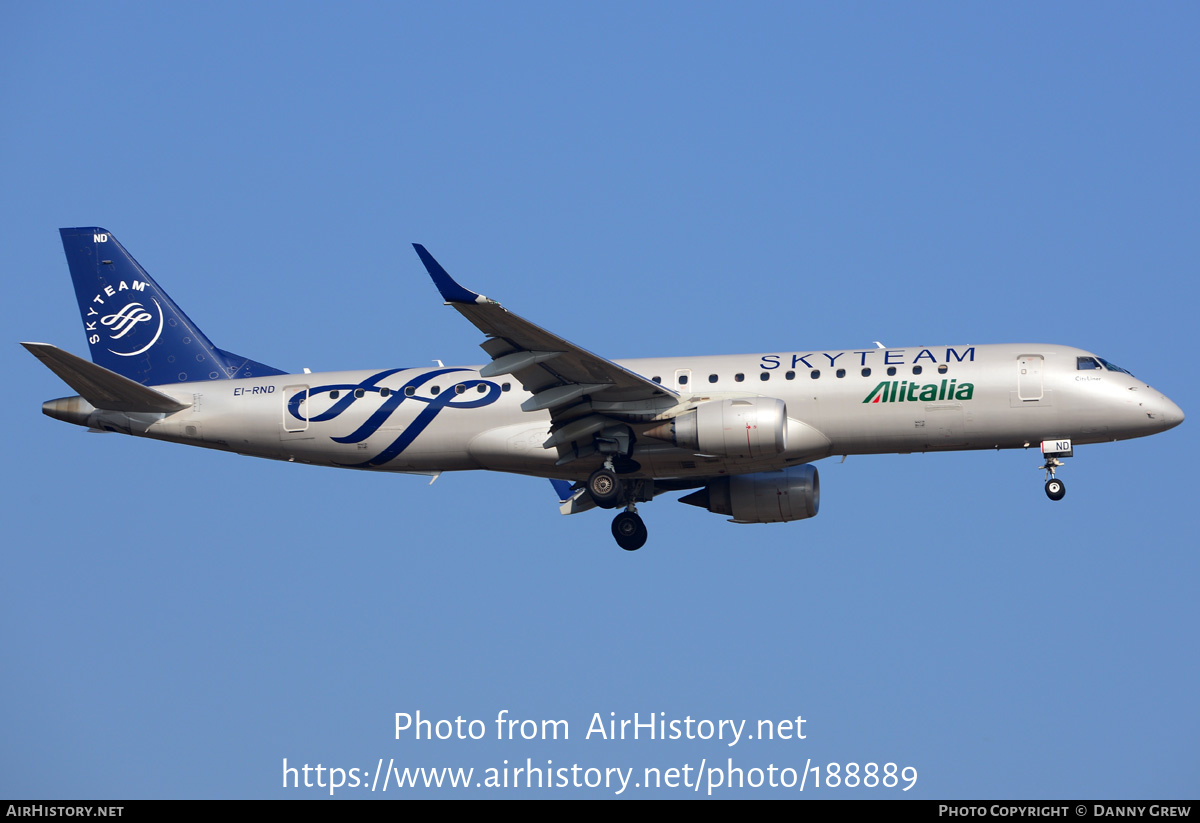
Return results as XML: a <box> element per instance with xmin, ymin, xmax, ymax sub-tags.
<box><xmin>59</xmin><ymin>227</ymin><xmax>285</xmax><ymax>385</ymax></box>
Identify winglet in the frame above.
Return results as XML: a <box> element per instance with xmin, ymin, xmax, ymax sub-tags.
<box><xmin>549</xmin><ymin>479</ymin><xmax>574</xmax><ymax>504</ymax></box>
<box><xmin>412</xmin><ymin>244</ymin><xmax>487</xmax><ymax>304</ymax></box>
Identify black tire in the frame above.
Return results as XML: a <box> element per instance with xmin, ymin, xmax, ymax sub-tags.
<box><xmin>611</xmin><ymin>511</ymin><xmax>648</xmax><ymax>551</ymax></box>
<box><xmin>588</xmin><ymin>468</ymin><xmax>622</xmax><ymax>509</ymax></box>
<box><xmin>1045</xmin><ymin>478</ymin><xmax>1066</xmax><ymax>501</ymax></box>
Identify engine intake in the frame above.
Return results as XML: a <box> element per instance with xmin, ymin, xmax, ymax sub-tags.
<box><xmin>644</xmin><ymin>397</ymin><xmax>787</xmax><ymax>458</ymax></box>
<box><xmin>679</xmin><ymin>465</ymin><xmax>820</xmax><ymax>524</ymax></box>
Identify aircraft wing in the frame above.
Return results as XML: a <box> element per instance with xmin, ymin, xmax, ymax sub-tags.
<box><xmin>413</xmin><ymin>245</ymin><xmax>679</xmax><ymax>414</ymax></box>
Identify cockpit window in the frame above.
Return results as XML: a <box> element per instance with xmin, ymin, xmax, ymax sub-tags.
<box><xmin>1097</xmin><ymin>357</ymin><xmax>1133</xmax><ymax>376</ymax></box>
<box><xmin>1080</xmin><ymin>355</ymin><xmax>1135</xmax><ymax>376</ymax></box>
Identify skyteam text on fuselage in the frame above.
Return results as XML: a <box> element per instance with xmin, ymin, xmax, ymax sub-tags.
<box><xmin>25</xmin><ymin>228</ymin><xmax>1185</xmax><ymax>550</ymax></box>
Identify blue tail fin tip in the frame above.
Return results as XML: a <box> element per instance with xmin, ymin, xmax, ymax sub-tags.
<box><xmin>59</xmin><ymin>227</ymin><xmax>285</xmax><ymax>386</ymax></box>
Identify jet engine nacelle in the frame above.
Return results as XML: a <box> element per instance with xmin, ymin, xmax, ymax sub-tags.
<box><xmin>645</xmin><ymin>397</ymin><xmax>787</xmax><ymax>459</ymax></box>
<box><xmin>679</xmin><ymin>464</ymin><xmax>820</xmax><ymax>524</ymax></box>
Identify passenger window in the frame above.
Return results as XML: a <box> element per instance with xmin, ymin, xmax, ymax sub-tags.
<box><xmin>380</xmin><ymin>387</ymin><xmax>391</xmax><ymax>397</ymax></box>
<box><xmin>862</xmin><ymin>367</ymin><xmax>871</xmax><ymax>377</ymax></box>
<box><xmin>430</xmin><ymin>386</ymin><xmax>440</xmax><ymax>395</ymax></box>
<box><xmin>810</xmin><ymin>370</ymin><xmax>820</xmax><ymax>379</ymax></box>
<box><xmin>938</xmin><ymin>364</ymin><xmax>948</xmax><ymax>374</ymax></box>
<box><xmin>679</xmin><ymin>374</ymin><xmax>689</xmax><ymax>385</ymax></box>
<box><xmin>836</xmin><ymin>369</ymin><xmax>846</xmax><ymax>378</ymax></box>
<box><xmin>405</xmin><ymin>386</ymin><xmax>416</xmax><ymax>397</ymax></box>
<box><xmin>708</xmin><ymin>374</ymin><xmax>718</xmax><ymax>383</ymax></box>
<box><xmin>330</xmin><ymin>390</ymin><xmax>340</xmax><ymax>399</ymax></box>
<box><xmin>785</xmin><ymin>371</ymin><xmax>795</xmax><ymax>380</ymax></box>
<box><xmin>912</xmin><ymin>366</ymin><xmax>923</xmax><ymax>375</ymax></box>
<box><xmin>455</xmin><ymin>384</ymin><xmax>465</xmax><ymax>394</ymax></box>
<box><xmin>477</xmin><ymin>384</ymin><xmax>487</xmax><ymax>393</ymax></box>
<box><xmin>354</xmin><ymin>389</ymin><xmax>364</xmax><ymax>398</ymax></box>
<box><xmin>735</xmin><ymin>373</ymin><xmax>745</xmax><ymax>382</ymax></box>
<box><xmin>760</xmin><ymin>372</ymin><xmax>770</xmax><ymax>381</ymax></box>
<box><xmin>502</xmin><ymin>383</ymin><xmax>511</xmax><ymax>392</ymax></box>
<box><xmin>887</xmin><ymin>367</ymin><xmax>897</xmax><ymax>376</ymax></box>
<box><xmin>652</xmin><ymin>376</ymin><xmax>661</xmax><ymax>383</ymax></box>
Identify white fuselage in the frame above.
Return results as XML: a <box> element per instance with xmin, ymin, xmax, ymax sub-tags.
<box><xmin>53</xmin><ymin>343</ymin><xmax>1183</xmax><ymax>482</ymax></box>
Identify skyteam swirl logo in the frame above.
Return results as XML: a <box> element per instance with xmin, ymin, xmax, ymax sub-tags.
<box><xmin>104</xmin><ymin>298</ymin><xmax>164</xmax><ymax>356</ymax></box>
<box><xmin>102</xmin><ymin>300</ymin><xmax>153</xmax><ymax>336</ymax></box>
<box><xmin>288</xmin><ymin>367</ymin><xmax>501</xmax><ymax>467</ymax></box>
<box><xmin>84</xmin><ymin>278</ymin><xmax>165</xmax><ymax>357</ymax></box>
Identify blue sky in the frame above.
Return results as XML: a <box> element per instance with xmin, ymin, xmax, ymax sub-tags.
<box><xmin>3</xmin><ymin>2</ymin><xmax>1197</xmax><ymax>798</ymax></box>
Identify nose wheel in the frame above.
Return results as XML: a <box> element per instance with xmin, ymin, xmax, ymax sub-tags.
<box><xmin>611</xmin><ymin>510</ymin><xmax>648</xmax><ymax>551</ymax></box>
<box><xmin>1044</xmin><ymin>478</ymin><xmax>1066</xmax><ymax>501</ymax></box>
<box><xmin>1038</xmin><ymin>454</ymin><xmax>1067</xmax><ymax>501</ymax></box>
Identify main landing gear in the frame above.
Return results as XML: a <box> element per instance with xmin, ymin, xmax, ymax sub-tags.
<box><xmin>587</xmin><ymin>467</ymin><xmax>622</xmax><ymax>509</ymax></box>
<box><xmin>588</xmin><ymin>465</ymin><xmax>649</xmax><ymax>550</ymax></box>
<box><xmin>611</xmin><ymin>508</ymin><xmax>648</xmax><ymax>551</ymax></box>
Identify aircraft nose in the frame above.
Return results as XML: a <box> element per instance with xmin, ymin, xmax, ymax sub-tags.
<box><xmin>1143</xmin><ymin>389</ymin><xmax>1185</xmax><ymax>433</ymax></box>
<box><xmin>1159</xmin><ymin>395</ymin><xmax>1185</xmax><ymax>430</ymax></box>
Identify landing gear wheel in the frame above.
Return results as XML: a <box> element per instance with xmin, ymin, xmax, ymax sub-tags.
<box><xmin>611</xmin><ymin>511</ymin><xmax>648</xmax><ymax>551</ymax></box>
<box><xmin>1045</xmin><ymin>478</ymin><xmax>1066</xmax><ymax>501</ymax></box>
<box><xmin>588</xmin><ymin>468</ymin><xmax>622</xmax><ymax>509</ymax></box>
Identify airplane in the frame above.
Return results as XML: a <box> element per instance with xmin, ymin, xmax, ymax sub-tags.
<box><xmin>25</xmin><ymin>227</ymin><xmax>1185</xmax><ymax>550</ymax></box>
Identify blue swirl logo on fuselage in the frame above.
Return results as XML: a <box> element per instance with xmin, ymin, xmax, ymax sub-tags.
<box><xmin>287</xmin><ymin>367</ymin><xmax>501</xmax><ymax>468</ymax></box>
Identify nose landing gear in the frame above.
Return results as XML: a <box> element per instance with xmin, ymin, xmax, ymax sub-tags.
<box><xmin>1037</xmin><ymin>439</ymin><xmax>1072</xmax><ymax>502</ymax></box>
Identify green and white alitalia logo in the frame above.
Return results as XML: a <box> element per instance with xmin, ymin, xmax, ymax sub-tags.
<box><xmin>863</xmin><ymin>379</ymin><xmax>974</xmax><ymax>404</ymax></box>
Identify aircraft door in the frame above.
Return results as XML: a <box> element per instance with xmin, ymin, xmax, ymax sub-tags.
<box><xmin>281</xmin><ymin>385</ymin><xmax>310</xmax><ymax>435</ymax></box>
<box><xmin>923</xmin><ymin>403</ymin><xmax>966</xmax><ymax>448</ymax></box>
<box><xmin>1017</xmin><ymin>355</ymin><xmax>1043</xmax><ymax>401</ymax></box>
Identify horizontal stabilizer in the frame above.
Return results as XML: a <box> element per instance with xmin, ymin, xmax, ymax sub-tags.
<box><xmin>22</xmin><ymin>343</ymin><xmax>190</xmax><ymax>413</ymax></box>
